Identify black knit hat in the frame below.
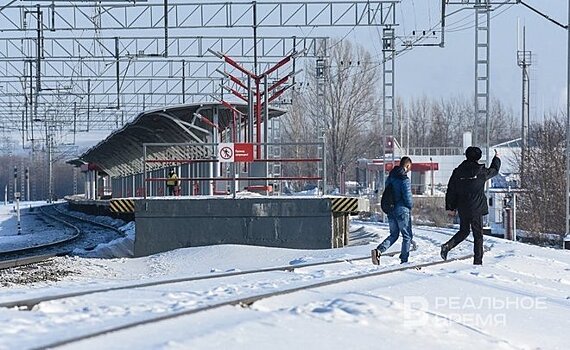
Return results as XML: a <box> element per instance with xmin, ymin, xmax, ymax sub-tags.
<box><xmin>465</xmin><ymin>146</ymin><xmax>482</xmax><ymax>161</ymax></box>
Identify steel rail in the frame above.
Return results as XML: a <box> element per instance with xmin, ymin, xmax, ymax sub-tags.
<box><xmin>0</xmin><ymin>248</ymin><xmax>406</xmax><ymax>310</ymax></box>
<box><xmin>52</xmin><ymin>204</ymin><xmax>126</xmax><ymax>237</ymax></box>
<box><xmin>0</xmin><ymin>253</ymin><xmax>60</xmax><ymax>270</ymax></box>
<box><xmin>11</xmin><ymin>228</ymin><xmax>480</xmax><ymax>349</ymax></box>
<box><xmin>0</xmin><ymin>206</ymin><xmax>80</xmax><ymax>257</ymax></box>
<box><xmin>0</xmin><ymin>204</ymin><xmax>126</xmax><ymax>270</ymax></box>
<box><xmin>31</xmin><ymin>249</ymin><xmax>475</xmax><ymax>350</ymax></box>
<box><xmin>0</xmin><ymin>225</ymin><xmax>467</xmax><ymax>308</ymax></box>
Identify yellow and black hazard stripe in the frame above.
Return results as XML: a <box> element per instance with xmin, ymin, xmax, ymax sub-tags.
<box><xmin>109</xmin><ymin>198</ymin><xmax>135</xmax><ymax>213</ymax></box>
<box><xmin>330</xmin><ymin>197</ymin><xmax>359</xmax><ymax>213</ymax></box>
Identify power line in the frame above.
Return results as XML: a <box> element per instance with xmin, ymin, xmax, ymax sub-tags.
<box><xmin>518</xmin><ymin>0</ymin><xmax>567</xmax><ymax>29</ymax></box>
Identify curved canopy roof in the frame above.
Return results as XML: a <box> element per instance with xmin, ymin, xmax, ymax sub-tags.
<box><xmin>72</xmin><ymin>102</ymin><xmax>287</xmax><ymax>177</ymax></box>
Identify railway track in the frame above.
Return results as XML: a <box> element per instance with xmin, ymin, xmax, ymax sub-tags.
<box><xmin>0</xmin><ymin>227</ymin><xmax>480</xmax><ymax>350</ymax></box>
<box><xmin>0</xmin><ymin>204</ymin><xmax>126</xmax><ymax>269</ymax></box>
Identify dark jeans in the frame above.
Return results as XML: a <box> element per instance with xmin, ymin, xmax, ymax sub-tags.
<box><xmin>445</xmin><ymin>214</ymin><xmax>484</xmax><ymax>263</ymax></box>
<box><xmin>167</xmin><ymin>185</ymin><xmax>176</xmax><ymax>196</ymax></box>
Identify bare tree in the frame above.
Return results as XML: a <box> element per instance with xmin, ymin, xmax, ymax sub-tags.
<box><xmin>394</xmin><ymin>97</ymin><xmax>408</xmax><ymax>151</ymax></box>
<box><xmin>0</xmin><ymin>152</ymin><xmax>75</xmax><ymax>201</ymax></box>
<box><xmin>466</xmin><ymin>96</ymin><xmax>518</xmax><ymax>146</ymax></box>
<box><xmin>518</xmin><ymin>117</ymin><xmax>565</xmax><ymax>237</ymax></box>
<box><xmin>489</xmin><ymin>98</ymin><xmax>519</xmax><ymax>144</ymax></box>
<box><xmin>279</xmin><ymin>90</ymin><xmax>320</xmax><ymax>191</ymax></box>
<box><xmin>408</xmin><ymin>96</ymin><xmax>431</xmax><ymax>147</ymax></box>
<box><xmin>282</xmin><ymin>39</ymin><xmax>380</xmax><ymax>190</ymax></box>
<box><xmin>406</xmin><ymin>95</ymin><xmax>517</xmax><ymax>148</ymax></box>
<box><xmin>430</xmin><ymin>100</ymin><xmax>452</xmax><ymax>147</ymax></box>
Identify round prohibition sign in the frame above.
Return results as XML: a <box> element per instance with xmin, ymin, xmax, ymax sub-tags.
<box><xmin>220</xmin><ymin>146</ymin><xmax>233</xmax><ymax>160</ymax></box>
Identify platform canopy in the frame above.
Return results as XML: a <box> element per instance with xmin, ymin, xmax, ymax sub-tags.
<box><xmin>69</xmin><ymin>102</ymin><xmax>287</xmax><ymax>177</ymax></box>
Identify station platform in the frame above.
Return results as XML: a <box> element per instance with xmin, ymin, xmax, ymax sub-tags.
<box><xmin>65</xmin><ymin>195</ymin><xmax>369</xmax><ymax>257</ymax></box>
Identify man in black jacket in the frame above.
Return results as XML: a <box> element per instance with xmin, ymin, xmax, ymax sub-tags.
<box><xmin>442</xmin><ymin>146</ymin><xmax>501</xmax><ymax>265</ymax></box>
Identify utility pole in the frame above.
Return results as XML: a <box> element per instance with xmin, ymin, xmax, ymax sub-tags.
<box><xmin>34</xmin><ymin>5</ymin><xmax>43</xmax><ymax>149</ymax></box>
<box><xmin>316</xmin><ymin>53</ymin><xmax>328</xmax><ymax>195</ymax></box>
<box><xmin>13</xmin><ymin>166</ymin><xmax>17</xmax><ymax>203</ymax></box>
<box><xmin>25</xmin><ymin>167</ymin><xmax>30</xmax><ymax>202</ymax></box>
<box><xmin>47</xmin><ymin>133</ymin><xmax>53</xmax><ymax>203</ymax></box>
<box><xmin>566</xmin><ymin>0</ymin><xmax>570</xmax><ymax>248</ymax></box>
<box><xmin>382</xmin><ymin>26</ymin><xmax>396</xmax><ymax>194</ymax></box>
<box><xmin>517</xmin><ymin>24</ymin><xmax>532</xmax><ymax>178</ymax></box>
<box><xmin>513</xmin><ymin>0</ymin><xmax>570</xmax><ymax>248</ymax></box>
<box><xmin>474</xmin><ymin>0</ymin><xmax>491</xmax><ymax>154</ymax></box>
<box><xmin>20</xmin><ymin>159</ymin><xmax>25</xmax><ymax>201</ymax></box>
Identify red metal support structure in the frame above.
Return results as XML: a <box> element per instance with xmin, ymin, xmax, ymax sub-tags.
<box><xmin>208</xmin><ymin>97</ymin><xmax>246</xmax><ymax>142</ymax></box>
<box><xmin>209</xmin><ymin>48</ymin><xmax>304</xmax><ymax>158</ymax></box>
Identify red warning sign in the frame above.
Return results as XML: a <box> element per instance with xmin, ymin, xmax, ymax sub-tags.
<box><xmin>234</xmin><ymin>143</ymin><xmax>254</xmax><ymax>162</ymax></box>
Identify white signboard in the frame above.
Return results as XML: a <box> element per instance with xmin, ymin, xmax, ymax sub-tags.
<box><xmin>218</xmin><ymin>143</ymin><xmax>234</xmax><ymax>162</ymax></box>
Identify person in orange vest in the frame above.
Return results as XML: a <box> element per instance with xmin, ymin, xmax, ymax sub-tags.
<box><xmin>166</xmin><ymin>168</ymin><xmax>179</xmax><ymax>196</ymax></box>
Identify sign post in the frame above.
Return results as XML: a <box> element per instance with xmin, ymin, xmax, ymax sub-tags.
<box><xmin>15</xmin><ymin>191</ymin><xmax>21</xmax><ymax>235</ymax></box>
<box><xmin>218</xmin><ymin>143</ymin><xmax>236</xmax><ymax>197</ymax></box>
<box><xmin>217</xmin><ymin>143</ymin><xmax>254</xmax><ymax>198</ymax></box>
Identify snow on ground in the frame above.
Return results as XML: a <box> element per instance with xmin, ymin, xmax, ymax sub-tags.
<box><xmin>71</xmin><ymin>220</ymin><xmax>135</xmax><ymax>259</ymax></box>
<box><xmin>0</xmin><ymin>201</ymin><xmax>76</xmax><ymax>252</ymax></box>
<box><xmin>0</xmin><ymin>202</ymin><xmax>569</xmax><ymax>349</ymax></box>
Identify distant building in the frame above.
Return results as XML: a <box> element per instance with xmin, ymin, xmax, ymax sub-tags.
<box><xmin>355</xmin><ymin>132</ymin><xmax>521</xmax><ymax>233</ymax></box>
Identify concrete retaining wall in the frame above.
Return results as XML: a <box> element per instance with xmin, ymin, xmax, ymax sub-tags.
<box><xmin>65</xmin><ymin>195</ymin><xmax>134</xmax><ymax>221</ymax></box>
<box><xmin>134</xmin><ymin>197</ymin><xmax>337</xmax><ymax>257</ymax></box>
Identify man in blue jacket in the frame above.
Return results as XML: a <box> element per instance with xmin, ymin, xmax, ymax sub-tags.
<box><xmin>442</xmin><ymin>146</ymin><xmax>501</xmax><ymax>265</ymax></box>
<box><xmin>372</xmin><ymin>156</ymin><xmax>413</xmax><ymax>265</ymax></box>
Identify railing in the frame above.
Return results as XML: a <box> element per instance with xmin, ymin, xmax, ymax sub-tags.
<box><xmin>142</xmin><ymin>142</ymin><xmax>325</xmax><ymax>199</ymax></box>
<box><xmin>406</xmin><ymin>147</ymin><xmax>463</xmax><ymax>156</ymax></box>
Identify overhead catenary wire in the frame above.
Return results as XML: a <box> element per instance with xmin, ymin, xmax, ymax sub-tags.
<box><xmin>518</xmin><ymin>0</ymin><xmax>568</xmax><ymax>30</ymax></box>
<box><xmin>320</xmin><ymin>0</ymin><xmax>519</xmax><ymax>87</ymax></box>
<box><xmin>446</xmin><ymin>3</ymin><xmax>515</xmax><ymax>33</ymax></box>
<box><xmin>390</xmin><ymin>1</ymin><xmax>516</xmax><ymax>62</ymax></box>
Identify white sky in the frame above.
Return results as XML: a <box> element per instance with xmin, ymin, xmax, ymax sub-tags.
<box><xmin>0</xmin><ymin>201</ymin><xmax>568</xmax><ymax>349</ymax></box>
<box><xmin>342</xmin><ymin>0</ymin><xmax>569</xmax><ymax>120</ymax></box>
<box><xmin>3</xmin><ymin>0</ymin><xmax>567</xmax><ymax>149</ymax></box>
<box><xmin>224</xmin><ymin>0</ymin><xmax>569</xmax><ymax>118</ymax></box>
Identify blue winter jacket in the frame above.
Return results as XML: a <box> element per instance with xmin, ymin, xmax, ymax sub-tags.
<box><xmin>386</xmin><ymin>166</ymin><xmax>413</xmax><ymax>210</ymax></box>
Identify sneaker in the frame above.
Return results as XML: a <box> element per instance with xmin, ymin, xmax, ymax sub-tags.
<box><xmin>473</xmin><ymin>260</ymin><xmax>482</xmax><ymax>265</ymax></box>
<box><xmin>371</xmin><ymin>249</ymin><xmax>381</xmax><ymax>265</ymax></box>
<box><xmin>440</xmin><ymin>244</ymin><xmax>449</xmax><ymax>261</ymax></box>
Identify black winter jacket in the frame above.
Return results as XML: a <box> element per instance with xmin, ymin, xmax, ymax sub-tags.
<box><xmin>445</xmin><ymin>156</ymin><xmax>501</xmax><ymax>216</ymax></box>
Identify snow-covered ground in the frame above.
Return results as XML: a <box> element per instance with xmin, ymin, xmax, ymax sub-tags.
<box><xmin>0</xmin><ymin>202</ymin><xmax>568</xmax><ymax>349</ymax></box>
<box><xmin>0</xmin><ymin>201</ymin><xmax>75</xmax><ymax>252</ymax></box>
